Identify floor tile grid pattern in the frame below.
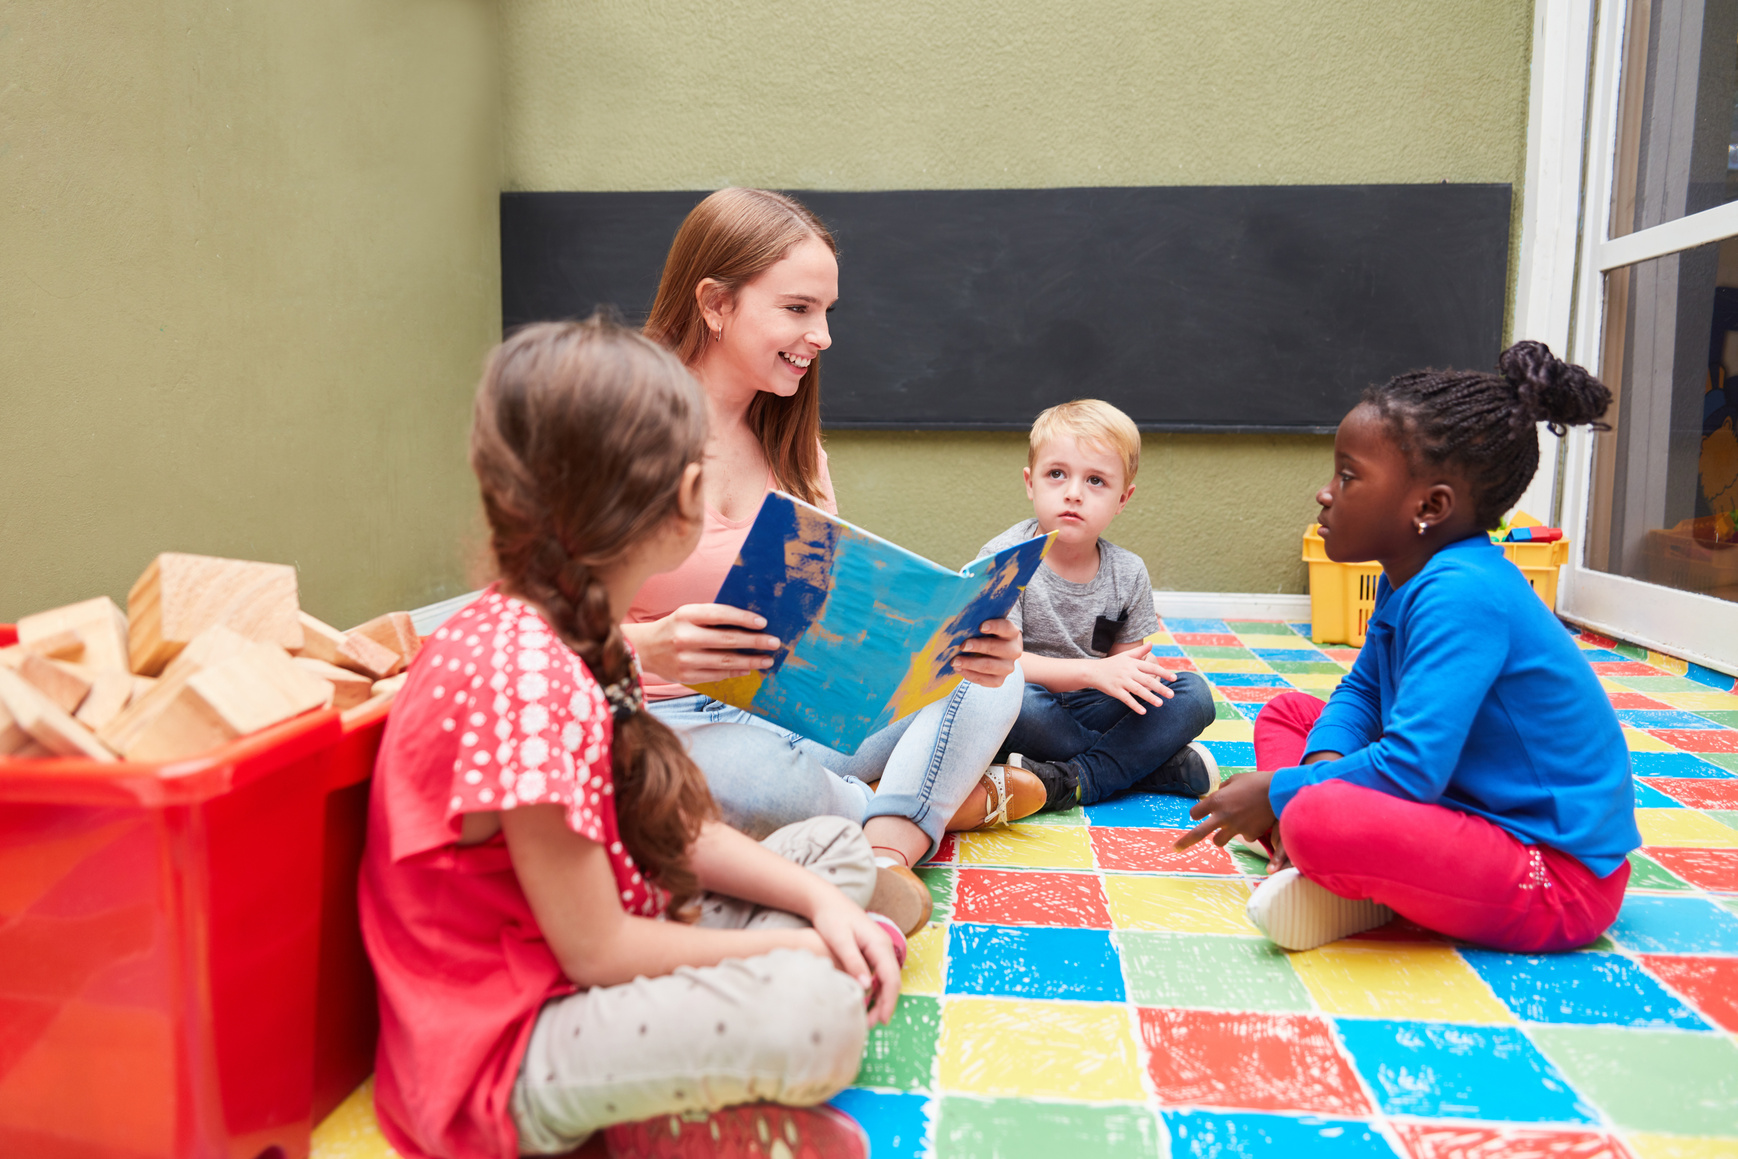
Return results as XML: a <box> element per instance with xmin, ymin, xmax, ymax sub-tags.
<box><xmin>312</xmin><ymin>618</ymin><xmax>1738</xmax><ymax>1159</ymax></box>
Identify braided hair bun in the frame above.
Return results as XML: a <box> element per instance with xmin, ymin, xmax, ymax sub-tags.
<box><xmin>1498</xmin><ymin>340</ymin><xmax>1613</xmax><ymax>435</ymax></box>
<box><xmin>1361</xmin><ymin>341</ymin><xmax>1611</xmax><ymax>529</ymax></box>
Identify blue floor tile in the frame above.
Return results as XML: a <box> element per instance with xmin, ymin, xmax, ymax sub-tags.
<box><xmin>1332</xmin><ymin>1020</ymin><xmax>1597</xmax><ymax>1123</ymax></box>
<box><xmin>1161</xmin><ymin>1111</ymin><xmax>1399</xmax><ymax>1158</ymax></box>
<box><xmin>1201</xmin><ymin>741</ymin><xmax>1257</xmax><ymax>766</ymax></box>
<box><xmin>1206</xmin><ymin>673</ymin><xmax>1293</xmax><ymax>687</ymax></box>
<box><xmin>1251</xmin><ymin>648</ymin><xmax>1327</xmax><ymax>662</ymax></box>
<box><xmin>1687</xmin><ymin>661</ymin><xmax>1738</xmax><ymax>690</ymax></box>
<box><xmin>1629</xmin><ymin>751</ymin><xmax>1734</xmax><ymax>778</ymax></box>
<box><xmin>1615</xmin><ymin>709</ymin><xmax>1727</xmax><ymax>730</ymax></box>
<box><xmin>1458</xmin><ymin>949</ymin><xmax>1710</xmax><ymax>1030</ymax></box>
<box><xmin>1607</xmin><ymin>895</ymin><xmax>1738</xmax><ymax>953</ymax></box>
<box><xmin>828</xmin><ymin>1089</ymin><xmax>932</xmax><ymax>1159</ymax></box>
<box><xmin>1577</xmin><ymin>649</ymin><xmax>1629</xmax><ymax>662</ymax></box>
<box><xmin>1148</xmin><ymin>644</ymin><xmax>1187</xmax><ymax>658</ymax></box>
<box><xmin>1163</xmin><ymin>617</ymin><xmax>1231</xmax><ymax>633</ymax></box>
<box><xmin>1084</xmin><ymin>794</ymin><xmax>1200</xmax><ymax>828</ymax></box>
<box><xmin>1287</xmin><ymin>622</ymin><xmax>1313</xmax><ymax>637</ymax></box>
<box><xmin>945</xmin><ymin>923</ymin><xmax>1126</xmax><ymax>1002</ymax></box>
<box><xmin>1634</xmin><ymin>781</ymin><xmax>1684</xmax><ymax>808</ymax></box>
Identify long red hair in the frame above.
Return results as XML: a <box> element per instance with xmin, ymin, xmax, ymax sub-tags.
<box><xmin>644</xmin><ymin>188</ymin><xmax>835</xmax><ymax>505</ymax></box>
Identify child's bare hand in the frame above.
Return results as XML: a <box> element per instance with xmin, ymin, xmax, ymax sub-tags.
<box><xmin>1175</xmin><ymin>769</ymin><xmax>1278</xmax><ymax>851</ymax></box>
<box><xmin>1089</xmin><ymin>644</ymin><xmax>1178</xmax><ymax>714</ymax></box>
<box><xmin>810</xmin><ymin>897</ymin><xmax>903</xmax><ymax>1025</ymax></box>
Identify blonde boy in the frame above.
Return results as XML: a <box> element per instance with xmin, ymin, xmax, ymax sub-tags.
<box><xmin>978</xmin><ymin>400</ymin><xmax>1217</xmax><ymax>811</ymax></box>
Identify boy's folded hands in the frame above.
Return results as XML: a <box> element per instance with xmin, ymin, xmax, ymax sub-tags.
<box><xmin>1088</xmin><ymin>643</ymin><xmax>1177</xmax><ymax>714</ymax></box>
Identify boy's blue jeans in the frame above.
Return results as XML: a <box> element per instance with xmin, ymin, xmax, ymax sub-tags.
<box><xmin>1000</xmin><ymin>670</ymin><xmax>1217</xmax><ymax>805</ymax></box>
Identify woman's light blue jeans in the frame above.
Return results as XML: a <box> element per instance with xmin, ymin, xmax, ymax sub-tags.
<box><xmin>648</xmin><ymin>668</ymin><xmax>1023</xmax><ymax>864</ymax></box>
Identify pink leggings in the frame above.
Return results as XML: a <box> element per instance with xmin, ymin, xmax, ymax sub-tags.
<box><xmin>1254</xmin><ymin>692</ymin><xmax>1628</xmax><ymax>952</ymax></box>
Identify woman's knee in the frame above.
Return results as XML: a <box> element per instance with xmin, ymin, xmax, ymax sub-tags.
<box><xmin>683</xmin><ymin>724</ymin><xmax>839</xmax><ymax>838</ymax></box>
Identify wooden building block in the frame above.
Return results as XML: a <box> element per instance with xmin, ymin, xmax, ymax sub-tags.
<box><xmin>22</xmin><ymin>629</ymin><xmax>85</xmax><ymax>662</ymax></box>
<box><xmin>338</xmin><ymin>632</ymin><xmax>400</xmax><ymax>680</ymax></box>
<box><xmin>18</xmin><ymin>652</ymin><xmax>92</xmax><ymax>715</ymax></box>
<box><xmin>99</xmin><ymin>625</ymin><xmax>256</xmax><ymax>755</ymax></box>
<box><xmin>75</xmin><ymin>671</ymin><xmax>137</xmax><ymax>731</ymax></box>
<box><xmin>18</xmin><ymin>596</ymin><xmax>130</xmax><ymax>672</ymax></box>
<box><xmin>125</xmin><ymin>644</ymin><xmax>331</xmax><ymax>763</ymax></box>
<box><xmin>0</xmin><ymin>669</ymin><xmax>117</xmax><ymax>762</ymax></box>
<box><xmin>295</xmin><ymin>612</ymin><xmax>348</xmax><ymax>664</ymax></box>
<box><xmin>126</xmin><ymin>553</ymin><xmax>303</xmax><ymax>676</ymax></box>
<box><xmin>350</xmin><ymin>612</ymin><xmax>421</xmax><ymax>668</ymax></box>
<box><xmin>12</xmin><ymin>740</ymin><xmax>53</xmax><ymax>759</ymax></box>
<box><xmin>371</xmin><ymin>673</ymin><xmax>409</xmax><ymax>698</ymax></box>
<box><xmin>0</xmin><ymin>697</ymin><xmax>30</xmax><ymax>755</ymax></box>
<box><xmin>293</xmin><ymin>656</ymin><xmax>373</xmax><ymax>710</ymax></box>
<box><xmin>132</xmin><ymin>675</ymin><xmax>158</xmax><ymax>701</ymax></box>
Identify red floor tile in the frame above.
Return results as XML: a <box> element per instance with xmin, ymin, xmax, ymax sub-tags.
<box><xmin>1578</xmin><ymin>630</ymin><xmax>1618</xmax><ymax>648</ymax></box>
<box><xmin>1649</xmin><ymin>729</ymin><xmax>1738</xmax><ymax>753</ymax></box>
<box><xmin>1217</xmin><ymin>685</ymin><xmax>1292</xmax><ymax>703</ymax></box>
<box><xmin>1591</xmin><ymin>661</ymin><xmax>1665</xmax><ymax>676</ymax></box>
<box><xmin>1644</xmin><ymin>848</ymin><xmax>1738</xmax><ymax>891</ymax></box>
<box><xmin>1607</xmin><ymin>692</ymin><xmax>1671</xmax><ymax>710</ymax></box>
<box><xmin>951</xmin><ymin>868</ymin><xmax>1112</xmax><ymax>928</ymax></box>
<box><xmin>1136</xmin><ymin>1007</ymin><xmax>1371</xmax><ymax>1115</ymax></box>
<box><xmin>1393</xmin><ymin>1123</ymin><xmax>1632</xmax><ymax>1159</ymax></box>
<box><xmin>1642</xmin><ymin>778</ymin><xmax>1738</xmax><ymax>808</ymax></box>
<box><xmin>1638</xmin><ymin>954</ymin><xmax>1738</xmax><ymax>1033</ymax></box>
<box><xmin>1173</xmin><ymin>633</ymin><xmax>1241</xmax><ymax>647</ymax></box>
<box><xmin>1089</xmin><ymin>828</ymin><xmax>1240</xmax><ymax>875</ymax></box>
<box><xmin>929</xmin><ymin>833</ymin><xmax>957</xmax><ymax>864</ymax></box>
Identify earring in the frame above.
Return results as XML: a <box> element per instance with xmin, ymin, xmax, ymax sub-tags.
<box><xmin>712</xmin><ymin>324</ymin><xmax>723</xmax><ymax>342</ymax></box>
<box><xmin>1416</xmin><ymin>521</ymin><xmax>1428</xmax><ymax>536</ymax></box>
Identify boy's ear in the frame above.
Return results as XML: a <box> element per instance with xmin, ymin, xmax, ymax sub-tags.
<box><xmin>1117</xmin><ymin>482</ymin><xmax>1136</xmax><ymax>513</ymax></box>
<box><xmin>1023</xmin><ymin>466</ymin><xmax>1034</xmax><ymax>500</ymax></box>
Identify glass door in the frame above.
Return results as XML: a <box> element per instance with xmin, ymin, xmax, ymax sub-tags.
<box><xmin>1557</xmin><ymin>0</ymin><xmax>1738</xmax><ymax>672</ymax></box>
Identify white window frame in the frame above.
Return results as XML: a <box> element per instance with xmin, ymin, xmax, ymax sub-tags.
<box><xmin>1522</xmin><ymin>0</ymin><xmax>1738</xmax><ymax>673</ymax></box>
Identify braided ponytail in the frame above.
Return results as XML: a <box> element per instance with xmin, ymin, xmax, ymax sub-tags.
<box><xmin>1362</xmin><ymin>341</ymin><xmax>1612</xmax><ymax>529</ymax></box>
<box><xmin>470</xmin><ymin>315</ymin><xmax>717</xmax><ymax>912</ymax></box>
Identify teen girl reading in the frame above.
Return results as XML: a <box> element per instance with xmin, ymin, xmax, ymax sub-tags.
<box><xmin>622</xmin><ymin>188</ymin><xmax>1045</xmax><ymax>931</ymax></box>
<box><xmin>359</xmin><ymin>318</ymin><xmax>901</xmax><ymax>1159</ymax></box>
<box><xmin>1178</xmin><ymin>341</ymin><xmax>1641</xmax><ymax>953</ymax></box>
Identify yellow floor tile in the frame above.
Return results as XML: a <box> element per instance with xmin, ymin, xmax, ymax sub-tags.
<box><xmin>1624</xmin><ymin>1134</ymin><xmax>1738</xmax><ymax>1159</ymax></box>
<box><xmin>1600</xmin><ymin>677</ymin><xmax>1632</xmax><ymax>693</ymax></box>
<box><xmin>1654</xmin><ymin>691</ymin><xmax>1738</xmax><ymax>712</ymax></box>
<box><xmin>957</xmin><ymin>825</ymin><xmax>1096</xmax><ymax>869</ymax></box>
<box><xmin>937</xmin><ymin>996</ymin><xmax>1145</xmax><ymax>1101</ymax></box>
<box><xmin>1191</xmin><ymin>658</ymin><xmax>1274</xmax><ymax>673</ymax></box>
<box><xmin>1145</xmin><ymin>631</ymin><xmax>1175</xmax><ymax>646</ymax></box>
<box><xmin>1103</xmin><ymin>874</ymin><xmax>1259</xmax><ymax>934</ymax></box>
<box><xmin>1637</xmin><ymin>809</ymin><xmax>1738</xmax><ymax>849</ymax></box>
<box><xmin>1287</xmin><ymin>943</ymin><xmax>1514</xmax><ymax>1022</ymax></box>
<box><xmin>1645</xmin><ymin>651</ymin><xmax>1690</xmax><ymax>676</ymax></box>
<box><xmin>1282</xmin><ymin>674</ymin><xmax>1343</xmax><ymax>690</ymax></box>
<box><xmin>1625</xmin><ymin>728</ymin><xmax>1676</xmax><ymax>753</ymax></box>
<box><xmin>901</xmin><ymin>922</ymin><xmax>946</xmax><ymax>995</ymax></box>
<box><xmin>1199</xmin><ymin>718</ymin><xmax>1255</xmax><ymax>742</ymax></box>
<box><xmin>312</xmin><ymin>1077</ymin><xmax>401</xmax><ymax>1159</ymax></box>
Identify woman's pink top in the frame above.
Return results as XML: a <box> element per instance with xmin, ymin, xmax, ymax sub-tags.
<box><xmin>359</xmin><ymin>587</ymin><xmax>663</xmax><ymax>1159</ymax></box>
<box><xmin>627</xmin><ymin>449</ymin><xmax>836</xmax><ymax>699</ymax></box>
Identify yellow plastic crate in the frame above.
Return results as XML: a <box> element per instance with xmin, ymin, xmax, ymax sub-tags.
<box><xmin>1302</xmin><ymin>518</ymin><xmax>1569</xmax><ymax>646</ymax></box>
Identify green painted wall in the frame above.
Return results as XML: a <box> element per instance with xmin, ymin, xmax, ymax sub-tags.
<box><xmin>0</xmin><ymin>1</ymin><xmax>500</xmax><ymax>626</ymax></box>
<box><xmin>502</xmin><ymin>0</ymin><xmax>1535</xmax><ymax>592</ymax></box>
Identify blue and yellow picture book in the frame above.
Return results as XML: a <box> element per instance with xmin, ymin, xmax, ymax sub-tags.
<box><xmin>692</xmin><ymin>493</ymin><xmax>1054</xmax><ymax>753</ymax></box>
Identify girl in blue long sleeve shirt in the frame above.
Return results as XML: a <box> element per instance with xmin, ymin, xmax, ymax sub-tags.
<box><xmin>1178</xmin><ymin>342</ymin><xmax>1639</xmax><ymax>952</ymax></box>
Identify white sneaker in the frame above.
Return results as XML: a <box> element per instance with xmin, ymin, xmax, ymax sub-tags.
<box><xmin>1245</xmin><ymin>867</ymin><xmax>1393</xmax><ymax>951</ymax></box>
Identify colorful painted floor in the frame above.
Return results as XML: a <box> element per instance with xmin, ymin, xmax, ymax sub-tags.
<box><xmin>313</xmin><ymin>619</ymin><xmax>1738</xmax><ymax>1159</ymax></box>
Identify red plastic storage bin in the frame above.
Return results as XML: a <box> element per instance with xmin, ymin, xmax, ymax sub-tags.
<box><xmin>0</xmin><ymin>624</ymin><xmax>387</xmax><ymax>1159</ymax></box>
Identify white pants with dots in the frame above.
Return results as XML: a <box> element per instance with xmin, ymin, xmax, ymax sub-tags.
<box><xmin>509</xmin><ymin>816</ymin><xmax>876</xmax><ymax>1154</ymax></box>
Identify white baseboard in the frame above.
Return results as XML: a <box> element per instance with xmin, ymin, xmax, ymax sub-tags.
<box><xmin>1152</xmin><ymin>590</ymin><xmax>1313</xmax><ymax>623</ymax></box>
<box><xmin>410</xmin><ymin>590</ymin><xmax>484</xmax><ymax>636</ymax></box>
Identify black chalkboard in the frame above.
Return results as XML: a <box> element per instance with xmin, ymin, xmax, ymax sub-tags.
<box><xmin>501</xmin><ymin>185</ymin><xmax>1511</xmax><ymax>432</ymax></box>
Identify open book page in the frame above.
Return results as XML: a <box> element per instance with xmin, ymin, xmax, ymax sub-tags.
<box><xmin>691</xmin><ymin>493</ymin><xmax>1053</xmax><ymax>753</ymax></box>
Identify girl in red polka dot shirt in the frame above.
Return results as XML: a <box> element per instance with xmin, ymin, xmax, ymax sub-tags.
<box><xmin>359</xmin><ymin>317</ymin><xmax>902</xmax><ymax>1159</ymax></box>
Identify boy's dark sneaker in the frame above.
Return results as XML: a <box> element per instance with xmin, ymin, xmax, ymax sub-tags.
<box><xmin>1134</xmin><ymin>741</ymin><xmax>1221</xmax><ymax>798</ymax></box>
<box><xmin>1007</xmin><ymin>752</ymin><xmax>1081</xmax><ymax>813</ymax></box>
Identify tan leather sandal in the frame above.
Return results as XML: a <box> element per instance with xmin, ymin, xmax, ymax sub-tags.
<box><xmin>946</xmin><ymin>762</ymin><xmax>1046</xmax><ymax>832</ymax></box>
<box><xmin>868</xmin><ymin>857</ymin><xmax>934</xmax><ymax>937</ymax></box>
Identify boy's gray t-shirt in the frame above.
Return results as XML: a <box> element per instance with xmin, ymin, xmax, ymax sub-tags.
<box><xmin>978</xmin><ymin>518</ymin><xmax>1161</xmax><ymax>660</ymax></box>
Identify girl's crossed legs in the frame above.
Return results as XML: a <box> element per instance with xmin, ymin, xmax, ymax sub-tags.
<box><xmin>510</xmin><ymin>816</ymin><xmax>875</xmax><ymax>1153</ymax></box>
<box><xmin>1255</xmin><ymin>692</ymin><xmax>1628</xmax><ymax>952</ymax></box>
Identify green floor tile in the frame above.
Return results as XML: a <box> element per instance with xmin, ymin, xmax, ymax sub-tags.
<box><xmin>1017</xmin><ymin>807</ymin><xmax>1085</xmax><ymax>827</ymax></box>
<box><xmin>1707</xmin><ymin>810</ymin><xmax>1738</xmax><ymax>831</ymax></box>
<box><xmin>1214</xmin><ymin>701</ymin><xmax>1245</xmax><ymax>721</ymax></box>
<box><xmin>1612</xmin><ymin>675</ymin><xmax>1720</xmax><ymax>694</ymax></box>
<box><xmin>916</xmin><ymin>866</ymin><xmax>956</xmax><ymax>909</ymax></box>
<box><xmin>1693</xmin><ymin>709</ymin><xmax>1738</xmax><ymax>728</ymax></box>
<box><xmin>855</xmin><ymin>994</ymin><xmax>941</xmax><ymax>1092</ymax></box>
<box><xmin>1627</xmin><ymin>852</ymin><xmax>1693</xmax><ymax>891</ymax></box>
<box><xmin>1704</xmin><ymin>753</ymin><xmax>1738</xmax><ymax>773</ymax></box>
<box><xmin>1266</xmin><ymin>660</ymin><xmax>1347</xmax><ymax>674</ymax></box>
<box><xmin>1226</xmin><ymin>620</ymin><xmax>1297</xmax><ymax>634</ymax></box>
<box><xmin>1719</xmin><ymin>895</ymin><xmax>1738</xmax><ymax>918</ymax></box>
<box><xmin>1114</xmin><ymin>931</ymin><xmax>1312</xmax><ymax>1011</ymax></box>
<box><xmin>937</xmin><ymin>1097</ymin><xmax>1163</xmax><ymax>1159</ymax></box>
<box><xmin>1614</xmin><ymin>642</ymin><xmax>1649</xmax><ymax>661</ymax></box>
<box><xmin>1527</xmin><ymin>1026</ymin><xmax>1738</xmax><ymax>1135</ymax></box>
<box><xmin>1227</xmin><ymin>844</ymin><xmax>1271</xmax><ymax>875</ymax></box>
<box><xmin>1184</xmin><ymin>646</ymin><xmax>1256</xmax><ymax>660</ymax></box>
